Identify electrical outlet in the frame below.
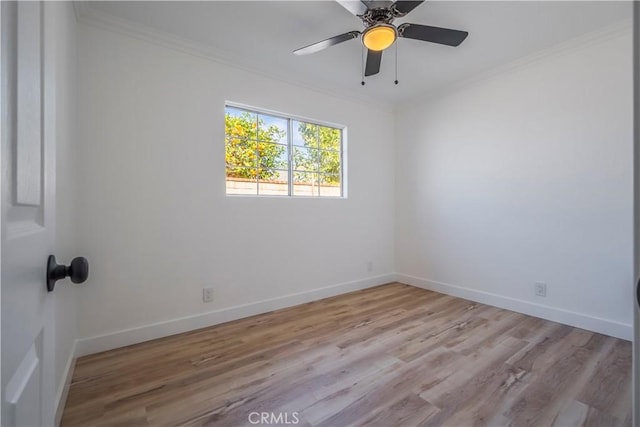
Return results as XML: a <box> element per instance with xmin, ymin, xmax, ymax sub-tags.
<box><xmin>203</xmin><ymin>287</ymin><xmax>214</xmax><ymax>303</ymax></box>
<box><xmin>534</xmin><ymin>282</ymin><xmax>547</xmax><ymax>297</ymax></box>
<box><xmin>367</xmin><ymin>261</ymin><xmax>373</xmax><ymax>272</ymax></box>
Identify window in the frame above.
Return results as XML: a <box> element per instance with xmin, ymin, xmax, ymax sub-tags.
<box><xmin>225</xmin><ymin>104</ymin><xmax>344</xmax><ymax>197</ymax></box>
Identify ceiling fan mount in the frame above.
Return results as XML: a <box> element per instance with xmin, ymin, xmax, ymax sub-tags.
<box><xmin>360</xmin><ymin>7</ymin><xmax>396</xmax><ymax>26</ymax></box>
<box><xmin>293</xmin><ymin>1</ymin><xmax>469</xmax><ymax>78</ymax></box>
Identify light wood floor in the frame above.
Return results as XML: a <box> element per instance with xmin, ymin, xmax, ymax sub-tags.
<box><xmin>62</xmin><ymin>283</ymin><xmax>632</xmax><ymax>426</ymax></box>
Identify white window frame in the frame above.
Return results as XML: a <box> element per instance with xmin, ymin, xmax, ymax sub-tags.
<box><xmin>225</xmin><ymin>102</ymin><xmax>347</xmax><ymax>198</ymax></box>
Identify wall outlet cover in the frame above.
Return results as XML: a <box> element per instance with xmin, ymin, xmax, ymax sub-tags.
<box><xmin>534</xmin><ymin>282</ymin><xmax>547</xmax><ymax>297</ymax></box>
<box><xmin>203</xmin><ymin>287</ymin><xmax>214</xmax><ymax>303</ymax></box>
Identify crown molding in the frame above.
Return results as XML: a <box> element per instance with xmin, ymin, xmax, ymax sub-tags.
<box><xmin>399</xmin><ymin>17</ymin><xmax>633</xmax><ymax>111</ymax></box>
<box><xmin>72</xmin><ymin>2</ymin><xmax>395</xmax><ymax>113</ymax></box>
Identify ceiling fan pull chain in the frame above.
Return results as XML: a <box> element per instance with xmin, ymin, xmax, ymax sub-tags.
<box><xmin>394</xmin><ymin>41</ymin><xmax>399</xmax><ymax>85</ymax></box>
<box><xmin>361</xmin><ymin>43</ymin><xmax>365</xmax><ymax>86</ymax></box>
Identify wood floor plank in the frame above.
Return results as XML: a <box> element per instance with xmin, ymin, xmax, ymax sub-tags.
<box><xmin>576</xmin><ymin>339</ymin><xmax>633</xmax><ymax>420</ymax></box>
<box><xmin>61</xmin><ymin>283</ymin><xmax>632</xmax><ymax>427</ymax></box>
<box><xmin>552</xmin><ymin>400</ymin><xmax>589</xmax><ymax>427</ymax></box>
<box><xmin>418</xmin><ymin>339</ymin><xmax>529</xmax><ymax>426</ymax></box>
<box><xmin>505</xmin><ymin>332</ymin><xmax>614</xmax><ymax>426</ymax></box>
<box><xmin>357</xmin><ymin>393</ymin><xmax>440</xmax><ymax>427</ymax></box>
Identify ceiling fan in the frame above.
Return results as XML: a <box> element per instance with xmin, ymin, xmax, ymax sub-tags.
<box><xmin>293</xmin><ymin>0</ymin><xmax>468</xmax><ymax>78</ymax></box>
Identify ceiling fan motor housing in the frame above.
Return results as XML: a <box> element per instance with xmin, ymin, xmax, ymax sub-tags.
<box><xmin>362</xmin><ymin>7</ymin><xmax>396</xmax><ymax>27</ymax></box>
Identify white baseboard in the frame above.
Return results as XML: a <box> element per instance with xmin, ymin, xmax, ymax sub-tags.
<box><xmin>73</xmin><ymin>272</ymin><xmax>630</xmax><ymax>360</ymax></box>
<box><xmin>54</xmin><ymin>340</ymin><xmax>76</xmax><ymax>426</ymax></box>
<box><xmin>396</xmin><ymin>274</ymin><xmax>632</xmax><ymax>341</ymax></box>
<box><xmin>75</xmin><ymin>274</ymin><xmax>397</xmax><ymax>357</ymax></box>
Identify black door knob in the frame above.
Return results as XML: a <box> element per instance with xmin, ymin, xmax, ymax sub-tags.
<box><xmin>47</xmin><ymin>255</ymin><xmax>89</xmax><ymax>292</ymax></box>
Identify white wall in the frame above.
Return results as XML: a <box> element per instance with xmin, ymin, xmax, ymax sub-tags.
<box><xmin>396</xmin><ymin>30</ymin><xmax>634</xmax><ymax>338</ymax></box>
<box><xmin>51</xmin><ymin>1</ymin><xmax>79</xmax><ymax>420</ymax></box>
<box><xmin>73</xmin><ymin>12</ymin><xmax>633</xmax><ymax>350</ymax></box>
<box><xmin>75</xmin><ymin>24</ymin><xmax>396</xmax><ymax>343</ymax></box>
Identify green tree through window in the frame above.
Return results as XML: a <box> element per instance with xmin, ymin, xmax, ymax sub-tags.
<box><xmin>294</xmin><ymin>123</ymin><xmax>341</xmax><ymax>185</ymax></box>
<box><xmin>225</xmin><ymin>112</ymin><xmax>286</xmax><ymax>180</ymax></box>
<box><xmin>225</xmin><ymin>105</ymin><xmax>343</xmax><ymax>197</ymax></box>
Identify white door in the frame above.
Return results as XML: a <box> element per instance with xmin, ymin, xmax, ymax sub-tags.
<box><xmin>2</xmin><ymin>2</ymin><xmax>58</xmax><ymax>425</ymax></box>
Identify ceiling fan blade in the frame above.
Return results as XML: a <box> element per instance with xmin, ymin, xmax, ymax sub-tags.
<box><xmin>365</xmin><ymin>50</ymin><xmax>382</xmax><ymax>76</ymax></box>
<box><xmin>398</xmin><ymin>23</ymin><xmax>468</xmax><ymax>47</ymax></box>
<box><xmin>392</xmin><ymin>1</ymin><xmax>425</xmax><ymax>15</ymax></box>
<box><xmin>335</xmin><ymin>0</ymin><xmax>369</xmax><ymax>16</ymax></box>
<box><xmin>294</xmin><ymin>31</ymin><xmax>360</xmax><ymax>55</ymax></box>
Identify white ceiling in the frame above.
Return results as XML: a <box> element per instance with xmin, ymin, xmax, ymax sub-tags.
<box><xmin>80</xmin><ymin>1</ymin><xmax>632</xmax><ymax>107</ymax></box>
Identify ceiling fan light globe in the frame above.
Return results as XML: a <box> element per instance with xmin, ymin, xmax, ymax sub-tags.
<box><xmin>362</xmin><ymin>25</ymin><xmax>397</xmax><ymax>51</ymax></box>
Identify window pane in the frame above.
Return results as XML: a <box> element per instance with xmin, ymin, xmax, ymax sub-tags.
<box><xmin>258</xmin><ymin>169</ymin><xmax>289</xmax><ymax>196</ymax></box>
<box><xmin>225</xmin><ymin>139</ymin><xmax>257</xmax><ymax>168</ymax></box>
<box><xmin>318</xmin><ymin>126</ymin><xmax>341</xmax><ymax>152</ymax></box>
<box><xmin>318</xmin><ymin>150</ymin><xmax>340</xmax><ymax>175</ymax></box>
<box><xmin>226</xmin><ymin>166</ymin><xmax>257</xmax><ymax>179</ymax></box>
<box><xmin>293</xmin><ymin>171</ymin><xmax>319</xmax><ymax>197</ymax></box>
<box><xmin>225</xmin><ymin>107</ymin><xmax>257</xmax><ymax>141</ymax></box>
<box><xmin>226</xmin><ymin>167</ymin><xmax>257</xmax><ymax>195</ymax></box>
<box><xmin>293</xmin><ymin>146</ymin><xmax>319</xmax><ymax>171</ymax></box>
<box><xmin>257</xmin><ymin>142</ymin><xmax>288</xmax><ymax>170</ymax></box>
<box><xmin>319</xmin><ymin>173</ymin><xmax>341</xmax><ymax>197</ymax></box>
<box><xmin>293</xmin><ymin>121</ymin><xmax>318</xmax><ymax>148</ymax></box>
<box><xmin>225</xmin><ymin>104</ymin><xmax>343</xmax><ymax>198</ymax></box>
<box><xmin>258</xmin><ymin>114</ymin><xmax>287</xmax><ymax>144</ymax></box>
